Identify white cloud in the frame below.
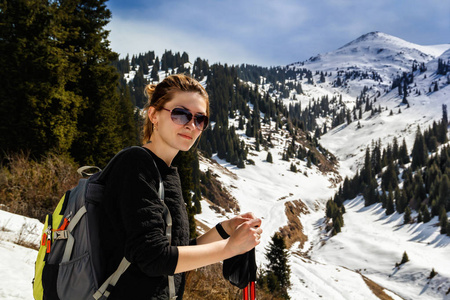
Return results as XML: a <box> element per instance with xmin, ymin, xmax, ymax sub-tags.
<box><xmin>106</xmin><ymin>16</ymin><xmax>267</xmax><ymax>65</ymax></box>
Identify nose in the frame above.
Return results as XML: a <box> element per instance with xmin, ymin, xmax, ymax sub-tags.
<box><xmin>185</xmin><ymin>117</ymin><xmax>196</xmax><ymax>130</ymax></box>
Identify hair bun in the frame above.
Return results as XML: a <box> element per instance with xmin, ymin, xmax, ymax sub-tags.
<box><xmin>144</xmin><ymin>83</ymin><xmax>157</xmax><ymax>101</ymax></box>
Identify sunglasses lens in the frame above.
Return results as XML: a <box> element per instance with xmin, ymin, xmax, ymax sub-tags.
<box><xmin>195</xmin><ymin>115</ymin><xmax>209</xmax><ymax>131</ymax></box>
<box><xmin>171</xmin><ymin>108</ymin><xmax>192</xmax><ymax>125</ymax></box>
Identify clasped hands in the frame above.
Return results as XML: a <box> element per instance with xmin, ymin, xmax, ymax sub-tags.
<box><xmin>221</xmin><ymin>212</ymin><xmax>263</xmax><ymax>256</ymax></box>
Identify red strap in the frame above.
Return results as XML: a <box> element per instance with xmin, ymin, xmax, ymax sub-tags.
<box><xmin>41</xmin><ymin>233</ymin><xmax>47</xmax><ymax>246</ymax></box>
<box><xmin>243</xmin><ymin>286</ymin><xmax>248</xmax><ymax>300</ymax></box>
<box><xmin>250</xmin><ymin>281</ymin><xmax>255</xmax><ymax>300</ymax></box>
<box><xmin>58</xmin><ymin>218</ymin><xmax>69</xmax><ymax>230</ymax></box>
<box><xmin>46</xmin><ymin>240</ymin><xmax>51</xmax><ymax>253</ymax></box>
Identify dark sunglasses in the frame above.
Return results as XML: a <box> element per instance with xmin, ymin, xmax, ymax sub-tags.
<box><xmin>161</xmin><ymin>107</ymin><xmax>209</xmax><ymax>131</ymax></box>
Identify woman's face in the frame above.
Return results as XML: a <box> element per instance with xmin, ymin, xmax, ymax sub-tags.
<box><xmin>150</xmin><ymin>91</ymin><xmax>208</xmax><ymax>153</ymax></box>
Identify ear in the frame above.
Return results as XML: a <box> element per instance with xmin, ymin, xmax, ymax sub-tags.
<box><xmin>148</xmin><ymin>106</ymin><xmax>158</xmax><ymax>124</ymax></box>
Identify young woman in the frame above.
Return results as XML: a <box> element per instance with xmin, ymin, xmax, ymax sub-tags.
<box><xmin>100</xmin><ymin>74</ymin><xmax>262</xmax><ymax>299</ymax></box>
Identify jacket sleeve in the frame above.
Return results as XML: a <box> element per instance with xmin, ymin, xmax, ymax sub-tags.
<box><xmin>109</xmin><ymin>149</ymin><xmax>179</xmax><ymax>276</ymax></box>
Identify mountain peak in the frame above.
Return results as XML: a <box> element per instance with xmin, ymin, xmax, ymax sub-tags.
<box><xmin>339</xmin><ymin>31</ymin><xmax>407</xmax><ymax>49</ymax></box>
<box><xmin>353</xmin><ymin>31</ymin><xmax>385</xmax><ymax>41</ymax></box>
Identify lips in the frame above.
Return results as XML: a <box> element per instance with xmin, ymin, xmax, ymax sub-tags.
<box><xmin>178</xmin><ymin>133</ymin><xmax>193</xmax><ymax>140</ymax></box>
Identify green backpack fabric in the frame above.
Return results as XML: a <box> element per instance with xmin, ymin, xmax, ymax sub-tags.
<box><xmin>33</xmin><ymin>146</ymin><xmax>175</xmax><ymax>300</ymax></box>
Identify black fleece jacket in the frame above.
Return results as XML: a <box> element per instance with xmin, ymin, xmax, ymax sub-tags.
<box><xmin>99</xmin><ymin>146</ymin><xmax>191</xmax><ymax>299</ymax></box>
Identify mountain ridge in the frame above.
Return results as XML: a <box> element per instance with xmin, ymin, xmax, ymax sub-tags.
<box><xmin>297</xmin><ymin>31</ymin><xmax>450</xmax><ymax>77</ymax></box>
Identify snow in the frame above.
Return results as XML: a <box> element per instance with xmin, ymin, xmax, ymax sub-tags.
<box><xmin>0</xmin><ymin>210</ymin><xmax>41</xmax><ymax>299</ymax></box>
<box><xmin>1</xmin><ymin>32</ymin><xmax>450</xmax><ymax>299</ymax></box>
<box><xmin>314</xmin><ymin>198</ymin><xmax>450</xmax><ymax>300</ymax></box>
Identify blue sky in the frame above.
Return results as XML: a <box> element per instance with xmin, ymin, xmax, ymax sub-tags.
<box><xmin>106</xmin><ymin>0</ymin><xmax>450</xmax><ymax>67</ymax></box>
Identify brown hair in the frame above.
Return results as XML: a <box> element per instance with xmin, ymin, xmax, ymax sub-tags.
<box><xmin>142</xmin><ymin>74</ymin><xmax>209</xmax><ymax>144</ymax></box>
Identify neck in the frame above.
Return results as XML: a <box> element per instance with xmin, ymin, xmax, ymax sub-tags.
<box><xmin>143</xmin><ymin>142</ymin><xmax>178</xmax><ymax>166</ymax></box>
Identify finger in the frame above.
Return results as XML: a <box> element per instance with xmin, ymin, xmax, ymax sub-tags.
<box><xmin>231</xmin><ymin>217</ymin><xmax>251</xmax><ymax>229</ymax></box>
<box><xmin>240</xmin><ymin>212</ymin><xmax>256</xmax><ymax>219</ymax></box>
<box><xmin>255</xmin><ymin>233</ymin><xmax>261</xmax><ymax>245</ymax></box>
<box><xmin>236</xmin><ymin>216</ymin><xmax>252</xmax><ymax>223</ymax></box>
<box><xmin>248</xmin><ymin>218</ymin><xmax>262</xmax><ymax>228</ymax></box>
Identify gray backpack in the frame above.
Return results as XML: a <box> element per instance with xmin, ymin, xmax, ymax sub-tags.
<box><xmin>33</xmin><ymin>146</ymin><xmax>176</xmax><ymax>299</ymax></box>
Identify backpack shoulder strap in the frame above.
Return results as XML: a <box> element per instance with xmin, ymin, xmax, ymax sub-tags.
<box><xmin>93</xmin><ymin>257</ymin><xmax>131</xmax><ymax>300</ymax></box>
<box><xmin>93</xmin><ymin>146</ymin><xmax>176</xmax><ymax>300</ymax></box>
<box><xmin>143</xmin><ymin>149</ymin><xmax>175</xmax><ymax>299</ymax></box>
<box><xmin>97</xmin><ymin>146</ymin><xmax>145</xmax><ymax>182</ymax></box>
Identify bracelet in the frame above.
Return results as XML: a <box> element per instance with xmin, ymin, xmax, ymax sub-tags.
<box><xmin>215</xmin><ymin>222</ymin><xmax>230</xmax><ymax>239</ymax></box>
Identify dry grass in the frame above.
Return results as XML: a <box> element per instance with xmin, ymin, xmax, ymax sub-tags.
<box><xmin>200</xmin><ymin>172</ymin><xmax>240</xmax><ymax>214</ymax></box>
<box><xmin>0</xmin><ymin>151</ymin><xmax>80</xmax><ymax>221</ymax></box>
<box><xmin>279</xmin><ymin>200</ymin><xmax>309</xmax><ymax>250</ymax></box>
<box><xmin>15</xmin><ymin>222</ymin><xmax>40</xmax><ymax>250</ymax></box>
<box><xmin>184</xmin><ymin>263</ymin><xmax>284</xmax><ymax>300</ymax></box>
<box><xmin>361</xmin><ymin>274</ymin><xmax>398</xmax><ymax>300</ymax></box>
<box><xmin>184</xmin><ymin>263</ymin><xmax>242</xmax><ymax>300</ymax></box>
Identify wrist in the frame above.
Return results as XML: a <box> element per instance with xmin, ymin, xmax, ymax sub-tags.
<box><xmin>222</xmin><ymin>239</ymin><xmax>237</xmax><ymax>259</ymax></box>
<box><xmin>215</xmin><ymin>222</ymin><xmax>230</xmax><ymax>239</ymax></box>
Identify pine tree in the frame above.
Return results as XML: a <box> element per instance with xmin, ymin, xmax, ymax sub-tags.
<box><xmin>400</xmin><ymin>251</ymin><xmax>409</xmax><ymax>265</ymax></box>
<box><xmin>173</xmin><ymin>149</ymin><xmax>199</xmax><ymax>237</ymax></box>
<box><xmin>438</xmin><ymin>174</ymin><xmax>450</xmax><ymax>211</ymax></box>
<box><xmin>417</xmin><ymin>210</ymin><xmax>423</xmax><ymax>223</ymax></box>
<box><xmin>382</xmin><ymin>159</ymin><xmax>398</xmax><ymax>191</ymax></box>
<box><xmin>392</xmin><ymin>137</ymin><xmax>399</xmax><ymax>160</ymax></box>
<box><xmin>429</xmin><ymin>268</ymin><xmax>437</xmax><ymax>280</ymax></box>
<box><xmin>404</xmin><ymin>206</ymin><xmax>412</xmax><ymax>224</ymax></box>
<box><xmin>266</xmin><ymin>152</ymin><xmax>273</xmax><ymax>163</ymax></box>
<box><xmin>290</xmin><ymin>163</ymin><xmax>297</xmax><ymax>173</ymax></box>
<box><xmin>413</xmin><ymin>171</ymin><xmax>427</xmax><ymax>205</ymax></box>
<box><xmin>433</xmin><ymin>82</ymin><xmax>439</xmax><ymax>92</ymax></box>
<box><xmin>264</xmin><ymin>233</ymin><xmax>291</xmax><ymax>299</ymax></box>
<box><xmin>443</xmin><ymin>104</ymin><xmax>448</xmax><ymax>126</ymax></box>
<box><xmin>420</xmin><ymin>204</ymin><xmax>432</xmax><ymax>223</ymax></box>
<box><xmin>362</xmin><ymin>147</ymin><xmax>373</xmax><ymax>184</ymax></box>
<box><xmin>399</xmin><ymin>138</ymin><xmax>410</xmax><ymax>165</ymax></box>
<box><xmin>402</xmin><ymin>80</ymin><xmax>408</xmax><ymax>105</ymax></box>
<box><xmin>363</xmin><ymin>177</ymin><xmax>379</xmax><ymax>207</ymax></box>
<box><xmin>237</xmin><ymin>157</ymin><xmax>245</xmax><ymax>169</ymax></box>
<box><xmin>394</xmin><ymin>187</ymin><xmax>404</xmax><ymax>213</ymax></box>
<box><xmin>320</xmin><ymin>71</ymin><xmax>325</xmax><ymax>83</ymax></box>
<box><xmin>411</xmin><ymin>126</ymin><xmax>428</xmax><ymax>170</ymax></box>
<box><xmin>132</xmin><ymin>69</ymin><xmax>147</xmax><ymax>108</ymax></box>
<box><xmin>117</xmin><ymin>84</ymin><xmax>140</xmax><ymax>146</ymax></box>
<box><xmin>63</xmin><ymin>0</ymin><xmax>130</xmax><ymax>166</ymax></box>
<box><xmin>438</xmin><ymin>121</ymin><xmax>448</xmax><ymax>145</ymax></box>
<box><xmin>439</xmin><ymin>207</ymin><xmax>448</xmax><ymax>234</ymax></box>
<box><xmin>151</xmin><ymin>57</ymin><xmax>160</xmax><ymax>81</ymax></box>
<box><xmin>386</xmin><ymin>188</ymin><xmax>395</xmax><ymax>215</ymax></box>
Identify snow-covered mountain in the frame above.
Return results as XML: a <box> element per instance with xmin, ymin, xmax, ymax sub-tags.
<box><xmin>303</xmin><ymin>31</ymin><xmax>449</xmax><ymax>72</ymax></box>
<box><xmin>199</xmin><ymin>32</ymin><xmax>450</xmax><ymax>299</ymax></box>
<box><xmin>1</xmin><ymin>32</ymin><xmax>449</xmax><ymax>300</ymax></box>
<box><xmin>287</xmin><ymin>31</ymin><xmax>449</xmax><ymax>106</ymax></box>
<box><xmin>279</xmin><ymin>31</ymin><xmax>450</xmax><ymax>174</ymax></box>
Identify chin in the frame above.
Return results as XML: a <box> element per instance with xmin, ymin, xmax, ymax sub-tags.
<box><xmin>176</xmin><ymin>141</ymin><xmax>194</xmax><ymax>152</ymax></box>
<box><xmin>180</xmin><ymin>145</ymin><xmax>194</xmax><ymax>152</ymax></box>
